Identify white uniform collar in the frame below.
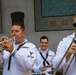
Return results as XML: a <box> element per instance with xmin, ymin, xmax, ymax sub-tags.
<box><xmin>69</xmin><ymin>33</ymin><xmax>76</xmax><ymax>39</ymax></box>
<box><xmin>38</xmin><ymin>47</ymin><xmax>49</xmax><ymax>53</ymax></box>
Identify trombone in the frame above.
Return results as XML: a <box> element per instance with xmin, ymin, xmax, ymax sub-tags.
<box><xmin>52</xmin><ymin>34</ymin><xmax>76</xmax><ymax>75</ymax></box>
<box><xmin>0</xmin><ymin>36</ymin><xmax>15</xmax><ymax>51</ymax></box>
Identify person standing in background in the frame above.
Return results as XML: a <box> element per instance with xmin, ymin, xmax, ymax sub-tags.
<box><xmin>32</xmin><ymin>36</ymin><xmax>55</xmax><ymax>75</ymax></box>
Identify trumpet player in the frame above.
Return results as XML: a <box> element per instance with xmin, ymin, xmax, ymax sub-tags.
<box><xmin>0</xmin><ymin>22</ymin><xmax>37</xmax><ymax>75</ymax></box>
<box><xmin>52</xmin><ymin>15</ymin><xmax>76</xmax><ymax>75</ymax></box>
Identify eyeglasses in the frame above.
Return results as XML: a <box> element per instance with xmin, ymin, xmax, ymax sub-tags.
<box><xmin>73</xmin><ymin>23</ymin><xmax>76</xmax><ymax>27</ymax></box>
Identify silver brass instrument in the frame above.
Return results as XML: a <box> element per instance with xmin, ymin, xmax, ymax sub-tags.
<box><xmin>52</xmin><ymin>34</ymin><xmax>76</xmax><ymax>75</ymax></box>
<box><xmin>0</xmin><ymin>36</ymin><xmax>15</xmax><ymax>51</ymax></box>
<box><xmin>64</xmin><ymin>35</ymin><xmax>76</xmax><ymax>75</ymax></box>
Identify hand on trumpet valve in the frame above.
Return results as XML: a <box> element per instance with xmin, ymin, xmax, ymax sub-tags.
<box><xmin>0</xmin><ymin>36</ymin><xmax>15</xmax><ymax>52</ymax></box>
<box><xmin>2</xmin><ymin>42</ymin><xmax>14</xmax><ymax>53</ymax></box>
<box><xmin>0</xmin><ymin>36</ymin><xmax>8</xmax><ymax>41</ymax></box>
<box><xmin>0</xmin><ymin>36</ymin><xmax>9</xmax><ymax>45</ymax></box>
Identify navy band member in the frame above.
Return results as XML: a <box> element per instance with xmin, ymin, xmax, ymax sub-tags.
<box><xmin>32</xmin><ymin>36</ymin><xmax>55</xmax><ymax>75</ymax></box>
<box><xmin>52</xmin><ymin>15</ymin><xmax>76</xmax><ymax>75</ymax></box>
<box><xmin>0</xmin><ymin>22</ymin><xmax>37</xmax><ymax>75</ymax></box>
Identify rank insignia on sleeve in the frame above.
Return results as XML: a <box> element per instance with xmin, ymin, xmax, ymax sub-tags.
<box><xmin>27</xmin><ymin>51</ymin><xmax>34</xmax><ymax>58</ymax></box>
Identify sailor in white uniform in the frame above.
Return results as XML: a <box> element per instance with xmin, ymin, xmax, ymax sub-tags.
<box><xmin>52</xmin><ymin>15</ymin><xmax>76</xmax><ymax>75</ymax></box>
<box><xmin>32</xmin><ymin>36</ymin><xmax>55</xmax><ymax>75</ymax></box>
<box><xmin>0</xmin><ymin>22</ymin><xmax>37</xmax><ymax>75</ymax></box>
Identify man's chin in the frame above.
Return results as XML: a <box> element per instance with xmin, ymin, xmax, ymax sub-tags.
<box><xmin>42</xmin><ymin>48</ymin><xmax>47</xmax><ymax>51</ymax></box>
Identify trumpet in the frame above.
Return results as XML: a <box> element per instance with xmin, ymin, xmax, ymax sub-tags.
<box><xmin>0</xmin><ymin>36</ymin><xmax>15</xmax><ymax>51</ymax></box>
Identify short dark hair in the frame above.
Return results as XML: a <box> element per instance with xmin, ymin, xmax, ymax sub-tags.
<box><xmin>40</xmin><ymin>36</ymin><xmax>48</xmax><ymax>42</ymax></box>
<box><xmin>12</xmin><ymin>22</ymin><xmax>25</xmax><ymax>31</ymax></box>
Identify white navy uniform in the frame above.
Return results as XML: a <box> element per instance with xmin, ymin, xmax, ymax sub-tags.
<box><xmin>0</xmin><ymin>39</ymin><xmax>37</xmax><ymax>75</ymax></box>
<box><xmin>52</xmin><ymin>33</ymin><xmax>76</xmax><ymax>75</ymax></box>
<box><xmin>32</xmin><ymin>48</ymin><xmax>55</xmax><ymax>75</ymax></box>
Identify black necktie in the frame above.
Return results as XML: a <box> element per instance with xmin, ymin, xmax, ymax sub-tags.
<box><xmin>8</xmin><ymin>42</ymin><xmax>25</xmax><ymax>70</ymax></box>
<box><xmin>39</xmin><ymin>51</ymin><xmax>50</xmax><ymax>66</ymax></box>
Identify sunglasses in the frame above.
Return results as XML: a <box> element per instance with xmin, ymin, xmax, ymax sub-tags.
<box><xmin>73</xmin><ymin>23</ymin><xmax>76</xmax><ymax>27</ymax></box>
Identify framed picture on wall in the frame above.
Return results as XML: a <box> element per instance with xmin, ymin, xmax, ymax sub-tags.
<box><xmin>34</xmin><ymin>0</ymin><xmax>76</xmax><ymax>31</ymax></box>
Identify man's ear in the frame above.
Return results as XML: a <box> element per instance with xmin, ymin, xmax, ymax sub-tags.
<box><xmin>23</xmin><ymin>31</ymin><xmax>26</xmax><ymax>36</ymax></box>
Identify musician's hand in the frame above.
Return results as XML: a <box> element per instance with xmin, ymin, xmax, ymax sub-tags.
<box><xmin>66</xmin><ymin>44</ymin><xmax>76</xmax><ymax>62</ymax></box>
<box><xmin>0</xmin><ymin>36</ymin><xmax>8</xmax><ymax>42</ymax></box>
<box><xmin>40</xmin><ymin>67</ymin><xmax>46</xmax><ymax>72</ymax></box>
<box><xmin>68</xmin><ymin>44</ymin><xmax>76</xmax><ymax>54</ymax></box>
<box><xmin>3</xmin><ymin>42</ymin><xmax>14</xmax><ymax>53</ymax></box>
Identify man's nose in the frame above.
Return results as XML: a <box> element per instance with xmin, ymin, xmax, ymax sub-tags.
<box><xmin>43</xmin><ymin>43</ymin><xmax>46</xmax><ymax>45</ymax></box>
<box><xmin>12</xmin><ymin>31</ymin><xmax>16</xmax><ymax>36</ymax></box>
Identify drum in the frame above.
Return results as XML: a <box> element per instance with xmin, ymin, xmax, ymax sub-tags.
<box><xmin>32</xmin><ymin>73</ymin><xmax>45</xmax><ymax>75</ymax></box>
